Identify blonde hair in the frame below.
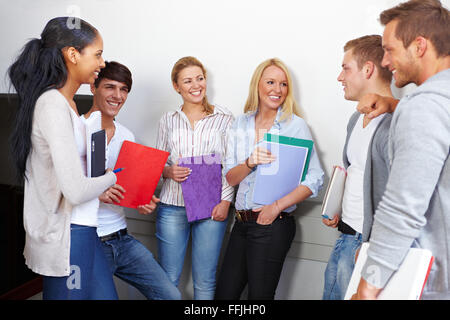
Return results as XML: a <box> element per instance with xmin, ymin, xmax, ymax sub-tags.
<box><xmin>244</xmin><ymin>58</ymin><xmax>300</xmax><ymax>121</ymax></box>
<box><xmin>171</xmin><ymin>56</ymin><xmax>214</xmax><ymax>115</ymax></box>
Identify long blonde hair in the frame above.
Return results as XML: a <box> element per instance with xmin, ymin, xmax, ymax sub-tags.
<box><xmin>171</xmin><ymin>56</ymin><xmax>214</xmax><ymax>115</ymax></box>
<box><xmin>244</xmin><ymin>58</ymin><xmax>300</xmax><ymax>121</ymax></box>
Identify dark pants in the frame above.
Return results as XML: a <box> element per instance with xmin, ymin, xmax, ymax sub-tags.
<box><xmin>215</xmin><ymin>216</ymin><xmax>296</xmax><ymax>300</ymax></box>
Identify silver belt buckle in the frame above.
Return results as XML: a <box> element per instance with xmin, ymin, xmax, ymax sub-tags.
<box><xmin>235</xmin><ymin>210</ymin><xmax>243</xmax><ymax>222</ymax></box>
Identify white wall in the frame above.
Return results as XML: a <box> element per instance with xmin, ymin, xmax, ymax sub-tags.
<box><xmin>1</xmin><ymin>0</ymin><xmax>435</xmax><ymax>174</ymax></box>
<box><xmin>3</xmin><ymin>0</ymin><xmax>447</xmax><ymax>300</ymax></box>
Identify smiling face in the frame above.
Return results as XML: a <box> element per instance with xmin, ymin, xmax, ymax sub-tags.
<box><xmin>258</xmin><ymin>65</ymin><xmax>288</xmax><ymax>111</ymax></box>
<box><xmin>337</xmin><ymin>49</ymin><xmax>367</xmax><ymax>101</ymax></box>
<box><xmin>73</xmin><ymin>34</ymin><xmax>106</xmax><ymax>85</ymax></box>
<box><xmin>382</xmin><ymin>20</ymin><xmax>420</xmax><ymax>87</ymax></box>
<box><xmin>91</xmin><ymin>78</ymin><xmax>129</xmax><ymax>119</ymax></box>
<box><xmin>173</xmin><ymin>65</ymin><xmax>206</xmax><ymax>105</ymax></box>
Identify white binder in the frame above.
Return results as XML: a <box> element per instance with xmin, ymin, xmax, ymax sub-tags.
<box><xmin>344</xmin><ymin>242</ymin><xmax>434</xmax><ymax>300</ymax></box>
<box><xmin>321</xmin><ymin>165</ymin><xmax>347</xmax><ymax>220</ymax></box>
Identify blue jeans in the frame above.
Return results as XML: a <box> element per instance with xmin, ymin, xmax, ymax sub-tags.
<box><xmin>43</xmin><ymin>224</ymin><xmax>118</xmax><ymax>300</ymax></box>
<box><xmin>322</xmin><ymin>232</ymin><xmax>362</xmax><ymax>300</ymax></box>
<box><xmin>156</xmin><ymin>203</ymin><xmax>228</xmax><ymax>300</ymax></box>
<box><xmin>101</xmin><ymin>232</ymin><xmax>181</xmax><ymax>300</ymax></box>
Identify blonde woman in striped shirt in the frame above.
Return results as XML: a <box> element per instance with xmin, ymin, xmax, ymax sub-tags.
<box><xmin>155</xmin><ymin>56</ymin><xmax>234</xmax><ymax>300</ymax></box>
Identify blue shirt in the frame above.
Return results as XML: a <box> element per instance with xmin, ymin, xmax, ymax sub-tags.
<box><xmin>224</xmin><ymin>107</ymin><xmax>324</xmax><ymax>212</ymax></box>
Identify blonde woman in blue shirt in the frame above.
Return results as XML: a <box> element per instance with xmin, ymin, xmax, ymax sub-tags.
<box><xmin>215</xmin><ymin>58</ymin><xmax>324</xmax><ymax>300</ymax></box>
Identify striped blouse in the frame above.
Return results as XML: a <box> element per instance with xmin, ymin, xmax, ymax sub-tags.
<box><xmin>156</xmin><ymin>104</ymin><xmax>235</xmax><ymax>206</ymax></box>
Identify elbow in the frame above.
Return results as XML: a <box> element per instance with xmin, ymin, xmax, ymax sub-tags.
<box><xmin>226</xmin><ymin>172</ymin><xmax>239</xmax><ymax>187</ymax></box>
<box><xmin>299</xmin><ymin>183</ymin><xmax>316</xmax><ymax>199</ymax></box>
<box><xmin>62</xmin><ymin>189</ymin><xmax>86</xmax><ymax>206</ymax></box>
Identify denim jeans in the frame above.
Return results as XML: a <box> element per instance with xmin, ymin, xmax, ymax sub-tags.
<box><xmin>156</xmin><ymin>203</ymin><xmax>228</xmax><ymax>300</ymax></box>
<box><xmin>43</xmin><ymin>224</ymin><xmax>118</xmax><ymax>300</ymax></box>
<box><xmin>322</xmin><ymin>232</ymin><xmax>362</xmax><ymax>300</ymax></box>
<box><xmin>101</xmin><ymin>232</ymin><xmax>181</xmax><ymax>300</ymax></box>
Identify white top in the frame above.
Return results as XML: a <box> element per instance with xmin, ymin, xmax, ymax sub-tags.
<box><xmin>156</xmin><ymin>104</ymin><xmax>235</xmax><ymax>206</ymax></box>
<box><xmin>97</xmin><ymin>121</ymin><xmax>135</xmax><ymax>237</ymax></box>
<box><xmin>342</xmin><ymin>113</ymin><xmax>385</xmax><ymax>233</ymax></box>
<box><xmin>67</xmin><ymin>108</ymin><xmax>100</xmax><ymax>227</ymax></box>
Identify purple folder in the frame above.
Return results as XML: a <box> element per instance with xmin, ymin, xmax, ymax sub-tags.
<box><xmin>179</xmin><ymin>154</ymin><xmax>222</xmax><ymax>222</ymax></box>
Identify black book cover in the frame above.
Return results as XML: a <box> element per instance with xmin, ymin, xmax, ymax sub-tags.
<box><xmin>91</xmin><ymin>129</ymin><xmax>106</xmax><ymax>177</ymax></box>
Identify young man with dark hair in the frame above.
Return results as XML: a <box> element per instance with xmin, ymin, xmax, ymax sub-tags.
<box><xmin>85</xmin><ymin>61</ymin><xmax>181</xmax><ymax>300</ymax></box>
<box><xmin>322</xmin><ymin>35</ymin><xmax>393</xmax><ymax>300</ymax></box>
<box><xmin>353</xmin><ymin>0</ymin><xmax>450</xmax><ymax>300</ymax></box>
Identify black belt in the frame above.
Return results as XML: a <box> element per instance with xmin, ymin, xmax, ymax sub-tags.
<box><xmin>337</xmin><ymin>220</ymin><xmax>356</xmax><ymax>235</ymax></box>
<box><xmin>235</xmin><ymin>209</ymin><xmax>290</xmax><ymax>223</ymax></box>
<box><xmin>99</xmin><ymin>228</ymin><xmax>127</xmax><ymax>242</ymax></box>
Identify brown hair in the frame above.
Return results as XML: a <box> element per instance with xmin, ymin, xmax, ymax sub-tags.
<box><xmin>379</xmin><ymin>0</ymin><xmax>450</xmax><ymax>57</ymax></box>
<box><xmin>344</xmin><ymin>35</ymin><xmax>393</xmax><ymax>84</ymax></box>
<box><xmin>94</xmin><ymin>61</ymin><xmax>133</xmax><ymax>91</ymax></box>
<box><xmin>171</xmin><ymin>56</ymin><xmax>214</xmax><ymax>115</ymax></box>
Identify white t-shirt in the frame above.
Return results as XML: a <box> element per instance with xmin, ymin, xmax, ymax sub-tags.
<box><xmin>68</xmin><ymin>109</ymin><xmax>100</xmax><ymax>227</ymax></box>
<box><xmin>341</xmin><ymin>114</ymin><xmax>385</xmax><ymax>233</ymax></box>
<box><xmin>96</xmin><ymin>121</ymin><xmax>135</xmax><ymax>237</ymax></box>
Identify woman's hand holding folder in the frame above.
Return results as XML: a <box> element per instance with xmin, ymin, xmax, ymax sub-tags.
<box><xmin>163</xmin><ymin>162</ymin><xmax>191</xmax><ymax>183</ymax></box>
<box><xmin>248</xmin><ymin>147</ymin><xmax>276</xmax><ymax>167</ymax></box>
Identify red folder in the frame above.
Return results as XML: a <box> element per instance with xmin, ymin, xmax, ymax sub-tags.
<box><xmin>113</xmin><ymin>140</ymin><xmax>169</xmax><ymax>208</ymax></box>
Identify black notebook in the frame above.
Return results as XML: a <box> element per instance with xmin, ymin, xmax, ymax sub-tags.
<box><xmin>91</xmin><ymin>129</ymin><xmax>106</xmax><ymax>177</ymax></box>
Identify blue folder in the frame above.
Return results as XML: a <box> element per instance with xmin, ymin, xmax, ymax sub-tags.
<box><xmin>252</xmin><ymin>134</ymin><xmax>313</xmax><ymax>205</ymax></box>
